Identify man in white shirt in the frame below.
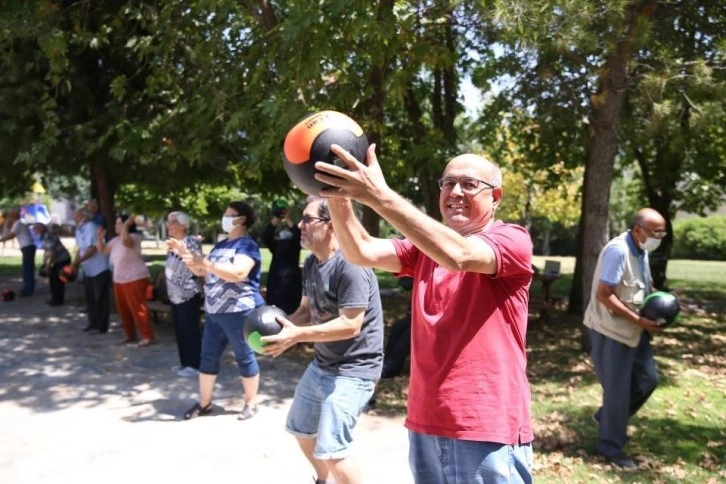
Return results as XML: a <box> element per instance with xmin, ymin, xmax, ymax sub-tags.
<box><xmin>0</xmin><ymin>209</ymin><xmax>36</xmax><ymax>296</ymax></box>
<box><xmin>71</xmin><ymin>209</ymin><xmax>111</xmax><ymax>333</ymax></box>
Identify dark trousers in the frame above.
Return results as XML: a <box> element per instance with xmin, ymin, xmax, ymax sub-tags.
<box><xmin>49</xmin><ymin>262</ymin><xmax>67</xmax><ymax>304</ymax></box>
<box><xmin>382</xmin><ymin>314</ymin><xmax>411</xmax><ymax>378</ymax></box>
<box><xmin>590</xmin><ymin>330</ymin><xmax>659</xmax><ymax>456</ymax></box>
<box><xmin>83</xmin><ymin>270</ymin><xmax>111</xmax><ymax>332</ymax></box>
<box><xmin>171</xmin><ymin>293</ymin><xmax>203</xmax><ymax>369</ymax></box>
<box><xmin>21</xmin><ymin>245</ymin><xmax>36</xmax><ymax>295</ymax></box>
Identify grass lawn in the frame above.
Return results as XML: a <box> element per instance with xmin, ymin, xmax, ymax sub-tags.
<box><xmin>524</xmin><ymin>258</ymin><xmax>725</xmax><ymax>482</ymax></box>
<box><xmin>1</xmin><ymin>249</ymin><xmax>723</xmax><ymax>481</ymax></box>
<box><xmin>373</xmin><ymin>258</ymin><xmax>726</xmax><ymax>482</ymax></box>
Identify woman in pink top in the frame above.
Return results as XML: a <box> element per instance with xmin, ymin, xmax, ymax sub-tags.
<box><xmin>97</xmin><ymin>214</ymin><xmax>154</xmax><ymax>347</ymax></box>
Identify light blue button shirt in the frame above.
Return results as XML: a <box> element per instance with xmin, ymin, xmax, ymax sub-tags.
<box><xmin>75</xmin><ymin>221</ymin><xmax>110</xmax><ymax>277</ymax></box>
<box><xmin>600</xmin><ymin>231</ymin><xmax>650</xmax><ymax>293</ymax></box>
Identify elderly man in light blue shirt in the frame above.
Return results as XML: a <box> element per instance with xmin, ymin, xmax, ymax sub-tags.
<box><xmin>72</xmin><ymin>208</ymin><xmax>111</xmax><ymax>334</ymax></box>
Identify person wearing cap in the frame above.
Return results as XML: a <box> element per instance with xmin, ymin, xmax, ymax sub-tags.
<box><xmin>262</xmin><ymin>199</ymin><xmax>303</xmax><ymax>314</ymax></box>
<box><xmin>34</xmin><ymin>223</ymin><xmax>72</xmax><ymax>306</ymax></box>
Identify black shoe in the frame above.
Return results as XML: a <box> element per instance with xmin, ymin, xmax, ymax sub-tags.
<box><xmin>603</xmin><ymin>452</ymin><xmax>636</xmax><ymax>469</ymax></box>
<box><xmin>18</xmin><ymin>292</ymin><xmax>32</xmax><ymax>298</ymax></box>
<box><xmin>48</xmin><ymin>301</ymin><xmax>63</xmax><ymax>307</ymax></box>
<box><xmin>82</xmin><ymin>325</ymin><xmax>95</xmax><ymax>332</ymax></box>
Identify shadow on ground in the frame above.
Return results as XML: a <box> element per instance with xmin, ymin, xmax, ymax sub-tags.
<box><xmin>0</xmin><ymin>275</ymin><xmax>303</xmax><ymax>422</ymax></box>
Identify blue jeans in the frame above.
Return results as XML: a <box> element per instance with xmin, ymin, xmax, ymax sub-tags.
<box><xmin>199</xmin><ymin>311</ymin><xmax>259</xmax><ymax>377</ymax></box>
<box><xmin>590</xmin><ymin>330</ymin><xmax>658</xmax><ymax>456</ymax></box>
<box><xmin>286</xmin><ymin>361</ymin><xmax>375</xmax><ymax>459</ymax></box>
<box><xmin>21</xmin><ymin>245</ymin><xmax>36</xmax><ymax>295</ymax></box>
<box><xmin>409</xmin><ymin>432</ymin><xmax>533</xmax><ymax>484</ymax></box>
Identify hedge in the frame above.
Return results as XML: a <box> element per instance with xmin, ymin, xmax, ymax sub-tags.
<box><xmin>671</xmin><ymin>214</ymin><xmax>726</xmax><ymax>261</ymax></box>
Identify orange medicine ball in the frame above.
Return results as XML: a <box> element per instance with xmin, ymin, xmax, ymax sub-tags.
<box><xmin>282</xmin><ymin>110</ymin><xmax>368</xmax><ymax>195</ymax></box>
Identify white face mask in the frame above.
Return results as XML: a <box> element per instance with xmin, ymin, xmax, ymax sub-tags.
<box><xmin>221</xmin><ymin>216</ymin><xmax>240</xmax><ymax>233</ymax></box>
<box><xmin>639</xmin><ymin>237</ymin><xmax>662</xmax><ymax>252</ymax></box>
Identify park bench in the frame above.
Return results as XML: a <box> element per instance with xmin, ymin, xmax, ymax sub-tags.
<box><xmin>144</xmin><ymin>272</ymin><xmax>204</xmax><ymax>325</ymax></box>
<box><xmin>529</xmin><ymin>260</ymin><xmax>562</xmax><ymax>323</ymax></box>
<box><xmin>145</xmin><ymin>272</ymin><xmax>172</xmax><ymax>325</ymax></box>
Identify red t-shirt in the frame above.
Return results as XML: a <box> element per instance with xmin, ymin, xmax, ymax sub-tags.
<box><xmin>393</xmin><ymin>221</ymin><xmax>534</xmax><ymax>444</ymax></box>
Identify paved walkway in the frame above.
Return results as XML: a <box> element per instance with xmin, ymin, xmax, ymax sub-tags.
<box><xmin>0</xmin><ymin>271</ymin><xmax>412</xmax><ymax>484</ymax></box>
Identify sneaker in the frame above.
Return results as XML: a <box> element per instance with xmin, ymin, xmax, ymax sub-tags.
<box><xmin>177</xmin><ymin>366</ymin><xmax>199</xmax><ymax>377</ymax></box>
<box><xmin>603</xmin><ymin>452</ymin><xmax>636</xmax><ymax>469</ymax></box>
<box><xmin>170</xmin><ymin>365</ymin><xmax>183</xmax><ymax>373</ymax></box>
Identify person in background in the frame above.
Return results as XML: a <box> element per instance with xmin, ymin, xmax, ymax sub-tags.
<box><xmin>583</xmin><ymin>207</ymin><xmax>667</xmax><ymax>469</ymax></box>
<box><xmin>317</xmin><ymin>146</ymin><xmax>535</xmax><ymax>483</ymax></box>
<box><xmin>165</xmin><ymin>211</ymin><xmax>204</xmax><ymax>377</ymax></box>
<box><xmin>0</xmin><ymin>211</ymin><xmax>7</xmax><ymax>248</ymax></box>
<box><xmin>72</xmin><ymin>208</ymin><xmax>111</xmax><ymax>334</ymax></box>
<box><xmin>0</xmin><ymin>209</ymin><xmax>37</xmax><ymax>297</ymax></box>
<box><xmin>169</xmin><ymin>201</ymin><xmax>264</xmax><ymax>421</ymax></box>
<box><xmin>262</xmin><ymin>197</ymin><xmax>384</xmax><ymax>484</ymax></box>
<box><xmin>97</xmin><ymin>214</ymin><xmax>154</xmax><ymax>347</ymax></box>
<box><xmin>24</xmin><ymin>196</ymin><xmax>51</xmax><ymax>247</ymax></box>
<box><xmin>34</xmin><ymin>223</ymin><xmax>72</xmax><ymax>306</ymax></box>
<box><xmin>262</xmin><ymin>199</ymin><xmax>303</xmax><ymax>314</ymax></box>
<box><xmin>86</xmin><ymin>198</ymin><xmax>108</xmax><ymax>231</ymax></box>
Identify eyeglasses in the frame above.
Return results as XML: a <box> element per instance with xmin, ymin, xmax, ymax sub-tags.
<box><xmin>300</xmin><ymin>214</ymin><xmax>329</xmax><ymax>225</ymax></box>
<box><xmin>636</xmin><ymin>224</ymin><xmax>667</xmax><ymax>239</ymax></box>
<box><xmin>438</xmin><ymin>176</ymin><xmax>496</xmax><ymax>194</ymax></box>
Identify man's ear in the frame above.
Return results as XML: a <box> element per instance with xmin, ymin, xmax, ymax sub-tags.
<box><xmin>492</xmin><ymin>187</ymin><xmax>503</xmax><ymax>209</ymax></box>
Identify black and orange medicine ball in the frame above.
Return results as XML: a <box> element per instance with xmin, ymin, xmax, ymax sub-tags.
<box><xmin>1</xmin><ymin>288</ymin><xmax>15</xmax><ymax>302</ymax></box>
<box><xmin>145</xmin><ymin>283</ymin><xmax>157</xmax><ymax>302</ymax></box>
<box><xmin>282</xmin><ymin>110</ymin><xmax>369</xmax><ymax>195</ymax></box>
<box><xmin>58</xmin><ymin>265</ymin><xmax>76</xmax><ymax>284</ymax></box>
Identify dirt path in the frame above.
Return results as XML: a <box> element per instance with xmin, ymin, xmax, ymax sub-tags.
<box><xmin>0</xmin><ymin>273</ymin><xmax>412</xmax><ymax>484</ymax></box>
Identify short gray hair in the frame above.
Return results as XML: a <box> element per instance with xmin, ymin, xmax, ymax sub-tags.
<box><xmin>168</xmin><ymin>211</ymin><xmax>191</xmax><ymax>229</ymax></box>
<box><xmin>306</xmin><ymin>196</ymin><xmax>330</xmax><ymax>220</ymax></box>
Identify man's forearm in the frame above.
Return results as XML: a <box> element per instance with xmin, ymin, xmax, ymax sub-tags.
<box><xmin>366</xmin><ymin>186</ymin><xmax>484</xmax><ymax>270</ymax></box>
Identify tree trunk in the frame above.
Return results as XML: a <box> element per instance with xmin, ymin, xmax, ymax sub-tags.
<box><xmin>89</xmin><ymin>157</ymin><xmax>116</xmax><ymax>230</ymax></box>
<box><xmin>571</xmin><ymin>1</ymin><xmax>658</xmax><ymax>353</ymax></box>
<box><xmin>541</xmin><ymin>227</ymin><xmax>551</xmax><ymax>256</ymax></box>
<box><xmin>569</xmin><ymin>211</ymin><xmax>585</xmax><ymax>314</ymax></box>
<box><xmin>357</xmin><ymin>0</ymin><xmax>393</xmax><ymax>238</ymax></box>
<box><xmin>644</xmin><ymin>196</ymin><xmax>672</xmax><ymax>290</ymax></box>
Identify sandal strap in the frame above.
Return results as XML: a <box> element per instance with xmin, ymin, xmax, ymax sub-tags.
<box><xmin>183</xmin><ymin>402</ymin><xmax>212</xmax><ymax>420</ymax></box>
<box><xmin>238</xmin><ymin>403</ymin><xmax>258</xmax><ymax>420</ymax></box>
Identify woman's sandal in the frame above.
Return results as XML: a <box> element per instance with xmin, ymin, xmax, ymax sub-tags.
<box><xmin>137</xmin><ymin>339</ymin><xmax>155</xmax><ymax>348</ymax></box>
<box><xmin>238</xmin><ymin>403</ymin><xmax>259</xmax><ymax>421</ymax></box>
<box><xmin>183</xmin><ymin>402</ymin><xmax>213</xmax><ymax>420</ymax></box>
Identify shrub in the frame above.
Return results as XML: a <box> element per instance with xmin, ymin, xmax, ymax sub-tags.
<box><xmin>672</xmin><ymin>215</ymin><xmax>726</xmax><ymax>260</ymax></box>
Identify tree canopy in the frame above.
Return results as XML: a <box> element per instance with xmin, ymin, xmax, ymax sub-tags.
<box><xmin>1</xmin><ymin>1</ymin><xmax>724</xmax><ymax>308</ymax></box>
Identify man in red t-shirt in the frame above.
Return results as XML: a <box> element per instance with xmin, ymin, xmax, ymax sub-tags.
<box><xmin>318</xmin><ymin>146</ymin><xmax>534</xmax><ymax>483</ymax></box>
